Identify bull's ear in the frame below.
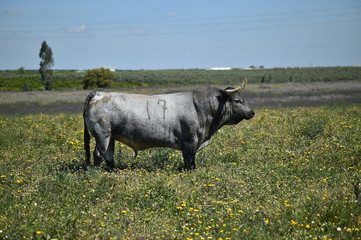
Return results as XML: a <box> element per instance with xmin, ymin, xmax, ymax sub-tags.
<box><xmin>218</xmin><ymin>89</ymin><xmax>231</xmax><ymax>101</ymax></box>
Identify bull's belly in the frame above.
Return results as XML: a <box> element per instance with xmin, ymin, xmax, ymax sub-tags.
<box><xmin>113</xmin><ymin>135</ymin><xmax>178</xmax><ymax>151</ymax></box>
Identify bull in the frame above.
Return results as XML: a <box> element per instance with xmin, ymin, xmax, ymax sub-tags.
<box><xmin>83</xmin><ymin>80</ymin><xmax>254</xmax><ymax>170</ymax></box>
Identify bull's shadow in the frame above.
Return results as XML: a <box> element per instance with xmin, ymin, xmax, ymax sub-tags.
<box><xmin>114</xmin><ymin>147</ymin><xmax>185</xmax><ymax>172</ymax></box>
<box><xmin>55</xmin><ymin>158</ymin><xmax>89</xmax><ymax>173</ymax></box>
<box><xmin>56</xmin><ymin>149</ymin><xmax>185</xmax><ymax>174</ymax></box>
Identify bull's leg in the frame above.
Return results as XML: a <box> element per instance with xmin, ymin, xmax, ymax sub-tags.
<box><xmin>93</xmin><ymin>136</ymin><xmax>114</xmax><ymax>169</ymax></box>
<box><xmin>92</xmin><ymin>120</ymin><xmax>114</xmax><ymax>168</ymax></box>
<box><xmin>93</xmin><ymin>147</ymin><xmax>102</xmax><ymax>166</ymax></box>
<box><xmin>190</xmin><ymin>156</ymin><xmax>196</xmax><ymax>169</ymax></box>
<box><xmin>182</xmin><ymin>151</ymin><xmax>196</xmax><ymax>171</ymax></box>
<box><xmin>104</xmin><ymin>138</ymin><xmax>115</xmax><ymax>169</ymax></box>
<box><xmin>181</xmin><ymin>136</ymin><xmax>198</xmax><ymax>170</ymax></box>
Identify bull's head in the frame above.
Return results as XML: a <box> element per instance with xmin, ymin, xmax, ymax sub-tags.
<box><xmin>223</xmin><ymin>79</ymin><xmax>255</xmax><ymax>122</ymax></box>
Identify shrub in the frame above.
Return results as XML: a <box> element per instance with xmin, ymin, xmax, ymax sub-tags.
<box><xmin>83</xmin><ymin>68</ymin><xmax>114</xmax><ymax>89</ymax></box>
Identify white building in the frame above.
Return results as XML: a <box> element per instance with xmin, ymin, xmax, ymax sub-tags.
<box><xmin>207</xmin><ymin>67</ymin><xmax>232</xmax><ymax>71</ymax></box>
<box><xmin>102</xmin><ymin>66</ymin><xmax>116</xmax><ymax>72</ymax></box>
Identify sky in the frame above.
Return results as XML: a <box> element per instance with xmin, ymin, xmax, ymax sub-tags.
<box><xmin>1</xmin><ymin>0</ymin><xmax>361</xmax><ymax>70</ymax></box>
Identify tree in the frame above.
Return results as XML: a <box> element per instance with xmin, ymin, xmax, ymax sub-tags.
<box><xmin>267</xmin><ymin>73</ymin><xmax>273</xmax><ymax>82</ymax></box>
<box><xmin>17</xmin><ymin>66</ymin><xmax>25</xmax><ymax>74</ymax></box>
<box><xmin>83</xmin><ymin>68</ymin><xmax>114</xmax><ymax>89</ymax></box>
<box><xmin>39</xmin><ymin>41</ymin><xmax>54</xmax><ymax>90</ymax></box>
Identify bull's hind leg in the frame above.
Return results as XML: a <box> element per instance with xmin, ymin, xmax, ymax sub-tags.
<box><xmin>104</xmin><ymin>139</ymin><xmax>115</xmax><ymax>169</ymax></box>
<box><xmin>93</xmin><ymin>136</ymin><xmax>115</xmax><ymax>169</ymax></box>
<box><xmin>93</xmin><ymin>147</ymin><xmax>102</xmax><ymax>166</ymax></box>
<box><xmin>93</xmin><ymin>137</ymin><xmax>115</xmax><ymax>169</ymax></box>
<box><xmin>93</xmin><ymin>120</ymin><xmax>115</xmax><ymax>169</ymax></box>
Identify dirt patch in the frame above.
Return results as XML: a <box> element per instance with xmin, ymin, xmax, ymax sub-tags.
<box><xmin>1</xmin><ymin>81</ymin><xmax>360</xmax><ymax>115</ymax></box>
<box><xmin>0</xmin><ymin>101</ymin><xmax>84</xmax><ymax>115</ymax></box>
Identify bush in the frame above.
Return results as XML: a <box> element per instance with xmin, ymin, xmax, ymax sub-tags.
<box><xmin>83</xmin><ymin>68</ymin><xmax>114</xmax><ymax>89</ymax></box>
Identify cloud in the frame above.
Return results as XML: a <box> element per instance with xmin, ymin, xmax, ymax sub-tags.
<box><xmin>2</xmin><ymin>10</ymin><xmax>22</xmax><ymax>16</ymax></box>
<box><xmin>131</xmin><ymin>28</ymin><xmax>147</xmax><ymax>35</ymax></box>
<box><xmin>262</xmin><ymin>18</ymin><xmax>274</xmax><ymax>23</ymax></box>
<box><xmin>35</xmin><ymin>8</ymin><xmax>55</xmax><ymax>15</ymax></box>
<box><xmin>67</xmin><ymin>24</ymin><xmax>86</xmax><ymax>33</ymax></box>
<box><xmin>184</xmin><ymin>51</ymin><xmax>192</xmax><ymax>56</ymax></box>
<box><xmin>168</xmin><ymin>11</ymin><xmax>177</xmax><ymax>17</ymax></box>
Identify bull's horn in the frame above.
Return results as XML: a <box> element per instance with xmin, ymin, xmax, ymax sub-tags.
<box><xmin>225</xmin><ymin>79</ymin><xmax>247</xmax><ymax>95</ymax></box>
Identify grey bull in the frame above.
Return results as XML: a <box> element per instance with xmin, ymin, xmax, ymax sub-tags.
<box><xmin>83</xmin><ymin>80</ymin><xmax>254</xmax><ymax>170</ymax></box>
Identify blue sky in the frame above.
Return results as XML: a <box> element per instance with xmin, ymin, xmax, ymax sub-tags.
<box><xmin>1</xmin><ymin>0</ymin><xmax>361</xmax><ymax>70</ymax></box>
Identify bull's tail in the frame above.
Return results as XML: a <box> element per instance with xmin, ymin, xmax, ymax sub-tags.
<box><xmin>84</xmin><ymin>119</ymin><xmax>91</xmax><ymax>165</ymax></box>
<box><xmin>83</xmin><ymin>91</ymin><xmax>97</xmax><ymax>165</ymax></box>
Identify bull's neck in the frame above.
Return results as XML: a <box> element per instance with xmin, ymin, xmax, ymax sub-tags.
<box><xmin>209</xmin><ymin>100</ymin><xmax>228</xmax><ymax>136</ymax></box>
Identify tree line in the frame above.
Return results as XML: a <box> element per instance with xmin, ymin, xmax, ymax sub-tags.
<box><xmin>1</xmin><ymin>66</ymin><xmax>360</xmax><ymax>92</ymax></box>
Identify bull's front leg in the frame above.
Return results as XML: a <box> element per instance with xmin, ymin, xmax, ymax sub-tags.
<box><xmin>182</xmin><ymin>151</ymin><xmax>196</xmax><ymax>170</ymax></box>
<box><xmin>180</xmin><ymin>132</ymin><xmax>199</xmax><ymax>170</ymax></box>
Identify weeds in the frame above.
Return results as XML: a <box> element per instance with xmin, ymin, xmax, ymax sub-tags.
<box><xmin>0</xmin><ymin>106</ymin><xmax>360</xmax><ymax>239</ymax></box>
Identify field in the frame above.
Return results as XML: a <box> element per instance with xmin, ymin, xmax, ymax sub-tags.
<box><xmin>0</xmin><ymin>103</ymin><xmax>360</xmax><ymax>239</ymax></box>
<box><xmin>1</xmin><ymin>80</ymin><xmax>361</xmax><ymax>115</ymax></box>
<box><xmin>1</xmin><ymin>66</ymin><xmax>361</xmax><ymax>91</ymax></box>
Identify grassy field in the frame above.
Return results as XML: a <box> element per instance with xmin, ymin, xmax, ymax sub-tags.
<box><xmin>0</xmin><ymin>106</ymin><xmax>360</xmax><ymax>239</ymax></box>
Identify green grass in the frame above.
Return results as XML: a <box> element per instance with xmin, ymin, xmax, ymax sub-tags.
<box><xmin>0</xmin><ymin>106</ymin><xmax>360</xmax><ymax>239</ymax></box>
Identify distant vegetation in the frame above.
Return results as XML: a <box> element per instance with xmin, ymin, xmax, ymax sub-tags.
<box><xmin>0</xmin><ymin>66</ymin><xmax>360</xmax><ymax>91</ymax></box>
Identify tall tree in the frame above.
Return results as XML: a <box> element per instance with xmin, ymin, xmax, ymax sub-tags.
<box><xmin>39</xmin><ymin>41</ymin><xmax>54</xmax><ymax>90</ymax></box>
